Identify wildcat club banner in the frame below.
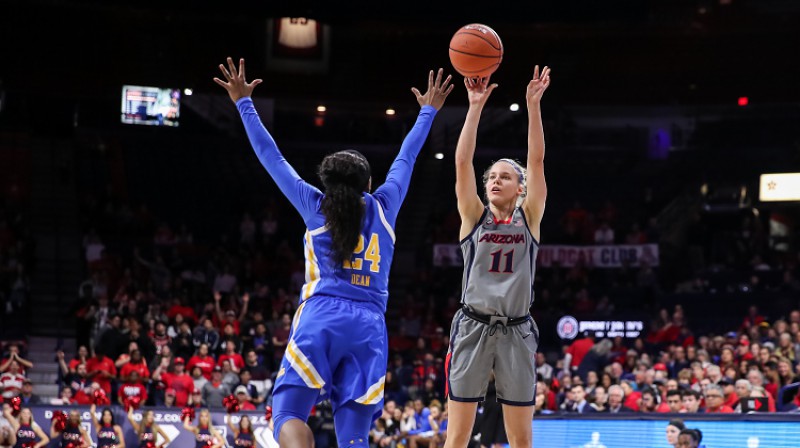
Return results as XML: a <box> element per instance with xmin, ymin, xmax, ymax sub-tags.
<box><xmin>30</xmin><ymin>406</ymin><xmax>278</xmax><ymax>448</ymax></box>
<box><xmin>433</xmin><ymin>243</ymin><xmax>659</xmax><ymax>268</ymax></box>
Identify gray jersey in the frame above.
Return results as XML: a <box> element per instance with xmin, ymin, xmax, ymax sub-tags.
<box><xmin>460</xmin><ymin>207</ymin><xmax>538</xmax><ymax>317</ymax></box>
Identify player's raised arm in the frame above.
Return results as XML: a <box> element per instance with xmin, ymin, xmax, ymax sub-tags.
<box><xmin>521</xmin><ymin>65</ymin><xmax>551</xmax><ymax>242</ymax></box>
<box><xmin>455</xmin><ymin>76</ymin><xmax>497</xmax><ymax>239</ymax></box>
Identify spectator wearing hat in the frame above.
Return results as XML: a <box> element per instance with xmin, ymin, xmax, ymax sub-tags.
<box><xmin>736</xmin><ymin>338</ymin><xmax>754</xmax><ymax>364</ymax></box>
<box><xmin>718</xmin><ymin>377</ymin><xmax>739</xmax><ymax>409</ymax></box>
<box><xmin>152</xmin><ymin>356</ymin><xmax>193</xmax><ymax>407</ymax></box>
<box><xmin>237</xmin><ymin>369</ymin><xmax>263</xmax><ymax>407</ymax></box>
<box><xmin>19</xmin><ymin>378</ymin><xmax>41</xmax><ymax>405</ymax></box>
<box><xmin>213</xmin><ymin>291</ymin><xmax>249</xmax><ymax>336</ymax></box>
<box><xmin>703</xmin><ymin>384</ymin><xmax>734</xmax><ymax>413</ymax></box>
<box><xmin>189</xmin><ymin>387</ymin><xmax>204</xmax><ymax>408</ymax></box>
<box><xmin>234</xmin><ymin>385</ymin><xmax>256</xmax><ymax>411</ymax></box>
<box><xmin>202</xmin><ymin>366</ymin><xmax>230</xmax><ymax>408</ymax></box>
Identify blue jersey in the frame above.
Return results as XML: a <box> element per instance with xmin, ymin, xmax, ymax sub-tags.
<box><xmin>237</xmin><ymin>97</ymin><xmax>437</xmax><ymax>312</ymax></box>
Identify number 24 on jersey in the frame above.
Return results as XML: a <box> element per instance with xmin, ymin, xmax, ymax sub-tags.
<box><xmin>343</xmin><ymin>233</ymin><xmax>381</xmax><ymax>273</ymax></box>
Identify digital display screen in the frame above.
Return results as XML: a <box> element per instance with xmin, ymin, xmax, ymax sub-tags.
<box><xmin>121</xmin><ymin>85</ymin><xmax>180</xmax><ymax>127</ymax></box>
<box><xmin>532</xmin><ymin>417</ymin><xmax>800</xmax><ymax>448</ymax></box>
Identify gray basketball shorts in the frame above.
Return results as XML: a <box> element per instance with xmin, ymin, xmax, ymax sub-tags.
<box><xmin>446</xmin><ymin>309</ymin><xmax>540</xmax><ymax>405</ymax></box>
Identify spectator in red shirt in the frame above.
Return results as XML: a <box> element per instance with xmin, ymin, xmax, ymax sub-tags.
<box><xmin>119</xmin><ymin>349</ymin><xmax>150</xmax><ymax>381</ymax></box>
<box><xmin>719</xmin><ymin>378</ymin><xmax>740</xmax><ymax>409</ymax></box>
<box><xmin>704</xmin><ymin>385</ymin><xmax>734</xmax><ymax>413</ymax></box>
<box><xmin>153</xmin><ymin>357</ymin><xmax>193</xmax><ymax>407</ymax></box>
<box><xmin>233</xmin><ymin>385</ymin><xmax>256</xmax><ymax>411</ymax></box>
<box><xmin>166</xmin><ymin>297</ymin><xmax>198</xmax><ymax>326</ymax></box>
<box><xmin>213</xmin><ymin>291</ymin><xmax>250</xmax><ymax>336</ymax></box>
<box><xmin>85</xmin><ymin>349</ymin><xmax>117</xmax><ymax>396</ymax></box>
<box><xmin>118</xmin><ymin>370</ymin><xmax>148</xmax><ymax>406</ymax></box>
<box><xmin>187</xmin><ymin>343</ymin><xmax>216</xmax><ymax>381</ymax></box>
<box><xmin>564</xmin><ymin>333</ymin><xmax>595</xmax><ymax>373</ymax></box>
<box><xmin>740</xmin><ymin>305</ymin><xmax>766</xmax><ymax>332</ymax></box>
<box><xmin>621</xmin><ymin>380</ymin><xmax>641</xmax><ymax>411</ymax></box>
<box><xmin>218</xmin><ymin>343</ymin><xmax>244</xmax><ymax>373</ymax></box>
<box><xmin>0</xmin><ymin>360</ymin><xmax>25</xmax><ymax>399</ymax></box>
<box><xmin>74</xmin><ymin>381</ymin><xmax>101</xmax><ymax>406</ymax></box>
<box><xmin>66</xmin><ymin>345</ymin><xmax>90</xmax><ymax>374</ymax></box>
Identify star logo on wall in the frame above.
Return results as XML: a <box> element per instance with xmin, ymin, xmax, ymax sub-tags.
<box><xmin>767</xmin><ymin>181</ymin><xmax>777</xmax><ymax>190</ymax></box>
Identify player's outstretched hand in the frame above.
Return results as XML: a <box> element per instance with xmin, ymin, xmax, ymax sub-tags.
<box><xmin>526</xmin><ymin>65</ymin><xmax>551</xmax><ymax>105</ymax></box>
<box><xmin>412</xmin><ymin>68</ymin><xmax>454</xmax><ymax>111</ymax></box>
<box><xmin>213</xmin><ymin>57</ymin><xmax>263</xmax><ymax>103</ymax></box>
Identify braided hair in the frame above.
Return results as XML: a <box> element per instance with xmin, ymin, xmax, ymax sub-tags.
<box><xmin>318</xmin><ymin>150</ymin><xmax>371</xmax><ymax>264</ymax></box>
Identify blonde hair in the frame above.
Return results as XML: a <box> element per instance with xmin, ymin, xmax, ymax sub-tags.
<box><xmin>482</xmin><ymin>158</ymin><xmax>527</xmax><ymax>207</ymax></box>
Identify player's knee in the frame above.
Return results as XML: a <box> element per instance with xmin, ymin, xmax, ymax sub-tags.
<box><xmin>507</xmin><ymin>431</ymin><xmax>532</xmax><ymax>448</ymax></box>
<box><xmin>445</xmin><ymin>430</ymin><xmax>471</xmax><ymax>447</ymax></box>
<box><xmin>273</xmin><ymin>412</ymin><xmax>308</xmax><ymax>443</ymax></box>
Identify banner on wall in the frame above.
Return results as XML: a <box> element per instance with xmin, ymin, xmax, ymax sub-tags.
<box><xmin>433</xmin><ymin>244</ymin><xmax>659</xmax><ymax>268</ymax></box>
<box><xmin>31</xmin><ymin>406</ymin><xmax>278</xmax><ymax>448</ymax></box>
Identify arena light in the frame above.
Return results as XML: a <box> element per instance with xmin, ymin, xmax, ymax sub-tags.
<box><xmin>738</xmin><ymin>96</ymin><xmax>749</xmax><ymax>106</ymax></box>
<box><xmin>385</xmin><ymin>108</ymin><xmax>396</xmax><ymax>116</ymax></box>
<box><xmin>509</xmin><ymin>103</ymin><xmax>520</xmax><ymax>112</ymax></box>
<box><xmin>759</xmin><ymin>173</ymin><xmax>800</xmax><ymax>202</ymax></box>
<box><xmin>434</xmin><ymin>152</ymin><xmax>444</xmax><ymax>160</ymax></box>
<box><xmin>183</xmin><ymin>88</ymin><xmax>193</xmax><ymax>96</ymax></box>
<box><xmin>316</xmin><ymin>105</ymin><xmax>326</xmax><ymax>113</ymax></box>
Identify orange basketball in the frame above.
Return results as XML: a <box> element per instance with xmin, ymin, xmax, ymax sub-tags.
<box><xmin>448</xmin><ymin>24</ymin><xmax>503</xmax><ymax>78</ymax></box>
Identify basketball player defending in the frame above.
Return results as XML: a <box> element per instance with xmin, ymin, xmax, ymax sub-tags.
<box><xmin>444</xmin><ymin>66</ymin><xmax>551</xmax><ymax>448</ymax></box>
<box><xmin>214</xmin><ymin>57</ymin><xmax>453</xmax><ymax>448</ymax></box>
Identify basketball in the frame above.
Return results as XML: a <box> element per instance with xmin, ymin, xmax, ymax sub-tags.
<box><xmin>448</xmin><ymin>23</ymin><xmax>503</xmax><ymax>78</ymax></box>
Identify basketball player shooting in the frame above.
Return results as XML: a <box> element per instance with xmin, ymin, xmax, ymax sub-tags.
<box><xmin>444</xmin><ymin>65</ymin><xmax>551</xmax><ymax>448</ymax></box>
